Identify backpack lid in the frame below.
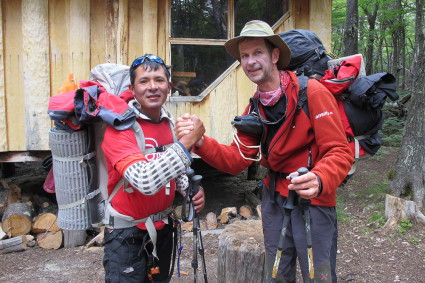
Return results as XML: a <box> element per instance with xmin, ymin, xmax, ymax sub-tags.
<box><xmin>279</xmin><ymin>29</ymin><xmax>328</xmax><ymax>71</ymax></box>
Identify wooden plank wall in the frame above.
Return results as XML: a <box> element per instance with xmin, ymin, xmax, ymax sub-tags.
<box><xmin>0</xmin><ymin>0</ymin><xmax>165</xmax><ymax>153</ymax></box>
<box><xmin>0</xmin><ymin>0</ymin><xmax>331</xmax><ymax>153</ymax></box>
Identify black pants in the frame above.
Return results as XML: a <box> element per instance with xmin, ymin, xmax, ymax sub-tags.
<box><xmin>103</xmin><ymin>224</ymin><xmax>173</xmax><ymax>283</ymax></box>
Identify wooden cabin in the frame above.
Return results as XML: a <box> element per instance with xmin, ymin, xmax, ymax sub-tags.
<box><xmin>0</xmin><ymin>0</ymin><xmax>331</xmax><ymax>162</ymax></box>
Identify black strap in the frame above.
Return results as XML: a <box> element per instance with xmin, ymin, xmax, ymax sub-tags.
<box><xmin>296</xmin><ymin>75</ymin><xmax>310</xmax><ymax>119</ymax></box>
<box><xmin>167</xmin><ymin>218</ymin><xmax>178</xmax><ymax>282</ymax></box>
<box><xmin>267</xmin><ymin>169</ymin><xmax>290</xmax><ymax>203</ymax></box>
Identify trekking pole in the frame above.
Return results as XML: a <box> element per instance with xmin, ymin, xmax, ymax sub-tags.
<box><xmin>269</xmin><ymin>167</ymin><xmax>308</xmax><ymax>283</ymax></box>
<box><xmin>297</xmin><ymin>169</ymin><xmax>315</xmax><ymax>282</ymax></box>
<box><xmin>186</xmin><ymin>169</ymin><xmax>208</xmax><ymax>283</ymax></box>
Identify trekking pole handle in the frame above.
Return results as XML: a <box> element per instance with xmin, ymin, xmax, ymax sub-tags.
<box><xmin>285</xmin><ymin>167</ymin><xmax>308</xmax><ymax>209</ymax></box>
<box><xmin>190</xmin><ymin>175</ymin><xmax>202</xmax><ymax>197</ymax></box>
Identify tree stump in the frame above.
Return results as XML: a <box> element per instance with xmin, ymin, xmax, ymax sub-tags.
<box><xmin>36</xmin><ymin>230</ymin><xmax>63</xmax><ymax>249</ymax></box>
<box><xmin>383</xmin><ymin>194</ymin><xmax>425</xmax><ymax>231</ymax></box>
<box><xmin>2</xmin><ymin>203</ymin><xmax>32</xmax><ymax>237</ymax></box>
<box><xmin>0</xmin><ymin>235</ymin><xmax>34</xmax><ymax>254</ymax></box>
<box><xmin>218</xmin><ymin>220</ymin><xmax>265</xmax><ymax>283</ymax></box>
<box><xmin>32</xmin><ymin>213</ymin><xmax>60</xmax><ymax>234</ymax></box>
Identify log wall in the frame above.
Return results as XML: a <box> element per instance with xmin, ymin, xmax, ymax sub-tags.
<box><xmin>0</xmin><ymin>0</ymin><xmax>331</xmax><ymax>159</ymax></box>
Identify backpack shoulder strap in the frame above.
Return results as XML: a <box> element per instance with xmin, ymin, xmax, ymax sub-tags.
<box><xmin>296</xmin><ymin>75</ymin><xmax>310</xmax><ymax>119</ymax></box>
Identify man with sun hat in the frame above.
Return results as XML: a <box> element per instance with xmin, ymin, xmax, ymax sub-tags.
<box><xmin>176</xmin><ymin>20</ymin><xmax>353</xmax><ymax>282</ymax></box>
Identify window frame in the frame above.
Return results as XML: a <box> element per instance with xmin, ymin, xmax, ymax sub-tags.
<box><xmin>167</xmin><ymin>0</ymin><xmax>288</xmax><ymax>102</ymax></box>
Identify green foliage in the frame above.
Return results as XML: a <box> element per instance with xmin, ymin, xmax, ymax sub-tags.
<box><xmin>332</xmin><ymin>0</ymin><xmax>417</xmax><ymax>78</ymax></box>
<box><xmin>387</xmin><ymin>167</ymin><xmax>395</xmax><ymax>180</ymax></box>
<box><xmin>370</xmin><ymin>213</ymin><xmax>386</xmax><ymax>227</ymax></box>
<box><xmin>397</xmin><ymin>217</ymin><xmax>413</xmax><ymax>233</ymax></box>
<box><xmin>410</xmin><ymin>237</ymin><xmax>420</xmax><ymax>245</ymax></box>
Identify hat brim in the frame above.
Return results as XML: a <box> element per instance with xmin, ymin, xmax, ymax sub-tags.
<box><xmin>225</xmin><ymin>34</ymin><xmax>291</xmax><ymax>70</ymax></box>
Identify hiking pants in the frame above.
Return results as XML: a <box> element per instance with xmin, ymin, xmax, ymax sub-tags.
<box><xmin>262</xmin><ymin>186</ymin><xmax>337</xmax><ymax>283</ymax></box>
<box><xmin>103</xmin><ymin>224</ymin><xmax>173</xmax><ymax>283</ymax></box>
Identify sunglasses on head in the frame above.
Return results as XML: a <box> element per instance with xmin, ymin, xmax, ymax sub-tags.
<box><xmin>131</xmin><ymin>55</ymin><xmax>165</xmax><ymax>68</ymax></box>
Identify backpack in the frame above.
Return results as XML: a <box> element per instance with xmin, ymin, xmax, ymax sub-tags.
<box><xmin>278</xmin><ymin>29</ymin><xmax>399</xmax><ymax>177</ymax></box>
<box><xmin>48</xmin><ymin>65</ymin><xmax>176</xmax><ymax>230</ymax></box>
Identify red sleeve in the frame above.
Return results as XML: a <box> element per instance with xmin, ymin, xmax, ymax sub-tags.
<box><xmin>115</xmin><ymin>153</ymin><xmax>147</xmax><ymax>175</ymax></box>
<box><xmin>101</xmin><ymin>126</ymin><xmax>143</xmax><ymax>168</ymax></box>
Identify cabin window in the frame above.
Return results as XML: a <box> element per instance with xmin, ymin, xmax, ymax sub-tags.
<box><xmin>170</xmin><ymin>0</ymin><xmax>288</xmax><ymax>98</ymax></box>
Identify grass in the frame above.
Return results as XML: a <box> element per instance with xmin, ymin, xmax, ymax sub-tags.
<box><xmin>336</xmin><ymin>194</ymin><xmax>350</xmax><ymax>224</ymax></box>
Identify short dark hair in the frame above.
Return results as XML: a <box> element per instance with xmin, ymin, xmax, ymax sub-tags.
<box><xmin>129</xmin><ymin>54</ymin><xmax>171</xmax><ymax>86</ymax></box>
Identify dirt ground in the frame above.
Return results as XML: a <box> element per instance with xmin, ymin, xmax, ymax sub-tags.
<box><xmin>0</xmin><ymin>147</ymin><xmax>424</xmax><ymax>282</ymax></box>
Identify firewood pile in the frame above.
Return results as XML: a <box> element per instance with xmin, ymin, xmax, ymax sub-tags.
<box><xmin>0</xmin><ymin>174</ymin><xmax>264</xmax><ymax>255</ymax></box>
<box><xmin>0</xmin><ymin>179</ymin><xmax>63</xmax><ymax>253</ymax></box>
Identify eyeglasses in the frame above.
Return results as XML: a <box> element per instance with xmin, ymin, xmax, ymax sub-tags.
<box><xmin>131</xmin><ymin>55</ymin><xmax>166</xmax><ymax>68</ymax></box>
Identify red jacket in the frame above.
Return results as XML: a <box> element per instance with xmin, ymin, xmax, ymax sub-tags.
<box><xmin>194</xmin><ymin>71</ymin><xmax>353</xmax><ymax>207</ymax></box>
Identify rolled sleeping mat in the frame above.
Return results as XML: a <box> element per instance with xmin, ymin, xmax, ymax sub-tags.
<box><xmin>49</xmin><ymin>127</ymin><xmax>95</xmax><ymax>230</ymax></box>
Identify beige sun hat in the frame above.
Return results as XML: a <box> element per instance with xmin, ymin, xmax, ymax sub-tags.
<box><xmin>224</xmin><ymin>20</ymin><xmax>291</xmax><ymax>70</ymax></box>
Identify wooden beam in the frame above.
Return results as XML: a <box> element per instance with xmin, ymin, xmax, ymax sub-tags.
<box><xmin>3</xmin><ymin>0</ymin><xmax>25</xmax><ymax>151</ymax></box>
<box><xmin>69</xmin><ymin>0</ymin><xmax>91</xmax><ymax>82</ymax></box>
<box><xmin>90</xmin><ymin>0</ymin><xmax>107</xmax><ymax>67</ymax></box>
<box><xmin>22</xmin><ymin>0</ymin><xmax>51</xmax><ymax>150</ymax></box>
<box><xmin>142</xmin><ymin>0</ymin><xmax>158</xmax><ymax>55</ymax></box>
<box><xmin>291</xmin><ymin>0</ymin><xmax>309</xmax><ymax>30</ymax></box>
<box><xmin>0</xmin><ymin>2</ymin><xmax>7</xmax><ymax>151</ymax></box>
<box><xmin>309</xmin><ymin>0</ymin><xmax>332</xmax><ymax>52</ymax></box>
<box><xmin>128</xmin><ymin>0</ymin><xmax>144</xmax><ymax>62</ymax></box>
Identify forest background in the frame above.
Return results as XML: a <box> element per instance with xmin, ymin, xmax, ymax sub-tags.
<box><xmin>331</xmin><ymin>0</ymin><xmax>425</xmax><ymax>212</ymax></box>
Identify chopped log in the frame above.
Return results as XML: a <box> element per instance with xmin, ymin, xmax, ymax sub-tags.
<box><xmin>36</xmin><ymin>230</ymin><xmax>63</xmax><ymax>249</ymax></box>
<box><xmin>218</xmin><ymin>220</ymin><xmax>265</xmax><ymax>283</ymax></box>
<box><xmin>0</xmin><ymin>234</ymin><xmax>34</xmax><ymax>254</ymax></box>
<box><xmin>205</xmin><ymin>212</ymin><xmax>218</xmax><ymax>230</ymax></box>
<box><xmin>218</xmin><ymin>213</ymin><xmax>229</xmax><ymax>224</ymax></box>
<box><xmin>32</xmin><ymin>195</ymin><xmax>58</xmax><ymax>215</ymax></box>
<box><xmin>199</xmin><ymin>219</ymin><xmax>208</xmax><ymax>231</ymax></box>
<box><xmin>239</xmin><ymin>205</ymin><xmax>252</xmax><ymax>219</ymax></box>
<box><xmin>86</xmin><ymin>227</ymin><xmax>105</xmax><ymax>248</ymax></box>
<box><xmin>32</xmin><ymin>213</ymin><xmax>60</xmax><ymax>234</ymax></box>
<box><xmin>245</xmin><ymin>191</ymin><xmax>262</xmax><ymax>209</ymax></box>
<box><xmin>382</xmin><ymin>194</ymin><xmax>425</xmax><ymax>231</ymax></box>
<box><xmin>218</xmin><ymin>207</ymin><xmax>237</xmax><ymax>224</ymax></box>
<box><xmin>181</xmin><ymin>221</ymin><xmax>193</xmax><ymax>232</ymax></box>
<box><xmin>0</xmin><ymin>180</ymin><xmax>21</xmax><ymax>218</ymax></box>
<box><xmin>7</xmin><ymin>184</ymin><xmax>21</xmax><ymax>206</ymax></box>
<box><xmin>63</xmin><ymin>230</ymin><xmax>87</xmax><ymax>248</ymax></box>
<box><xmin>256</xmin><ymin>205</ymin><xmax>262</xmax><ymax>220</ymax></box>
<box><xmin>2</xmin><ymin>203</ymin><xmax>32</xmax><ymax>237</ymax></box>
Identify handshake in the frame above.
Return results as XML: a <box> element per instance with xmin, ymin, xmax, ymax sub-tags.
<box><xmin>174</xmin><ymin>113</ymin><xmax>205</xmax><ymax>151</ymax></box>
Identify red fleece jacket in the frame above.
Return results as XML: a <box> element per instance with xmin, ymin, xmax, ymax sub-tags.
<box><xmin>194</xmin><ymin>71</ymin><xmax>353</xmax><ymax>207</ymax></box>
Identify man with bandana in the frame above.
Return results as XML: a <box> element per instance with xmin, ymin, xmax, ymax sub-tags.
<box><xmin>102</xmin><ymin>54</ymin><xmax>205</xmax><ymax>282</ymax></box>
<box><xmin>175</xmin><ymin>21</ymin><xmax>353</xmax><ymax>282</ymax></box>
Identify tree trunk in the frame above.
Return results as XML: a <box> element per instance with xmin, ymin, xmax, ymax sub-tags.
<box><xmin>343</xmin><ymin>0</ymin><xmax>358</xmax><ymax>56</ymax></box>
<box><xmin>388</xmin><ymin>0</ymin><xmax>425</xmax><ymax>208</ymax></box>
<box><xmin>217</xmin><ymin>220</ymin><xmax>265</xmax><ymax>283</ymax></box>
<box><xmin>361</xmin><ymin>2</ymin><xmax>379</xmax><ymax>75</ymax></box>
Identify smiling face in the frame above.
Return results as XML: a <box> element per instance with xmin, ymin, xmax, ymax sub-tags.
<box><xmin>129</xmin><ymin>64</ymin><xmax>172</xmax><ymax>122</ymax></box>
<box><xmin>239</xmin><ymin>37</ymin><xmax>280</xmax><ymax>91</ymax></box>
